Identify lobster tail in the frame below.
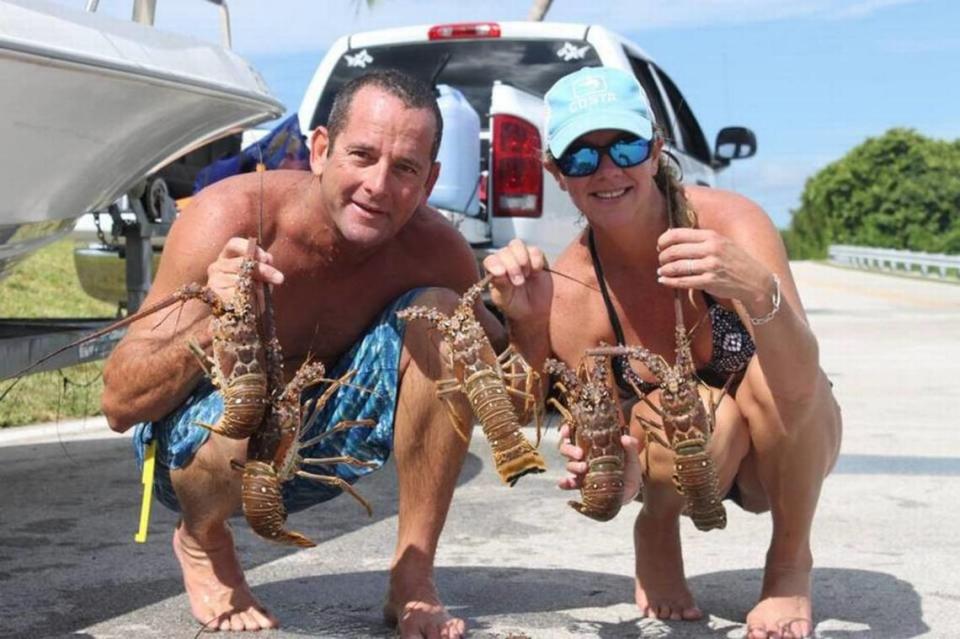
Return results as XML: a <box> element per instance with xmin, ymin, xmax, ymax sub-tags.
<box><xmin>673</xmin><ymin>441</ymin><xmax>727</xmax><ymax>531</ymax></box>
<box><xmin>241</xmin><ymin>461</ymin><xmax>316</xmax><ymax>547</ymax></box>
<box><xmin>464</xmin><ymin>369</ymin><xmax>546</xmax><ymax>485</ymax></box>
<box><xmin>569</xmin><ymin>455</ymin><xmax>625</xmax><ymax>522</ymax></box>
<box><xmin>216</xmin><ymin>373</ymin><xmax>270</xmax><ymax>438</ymax></box>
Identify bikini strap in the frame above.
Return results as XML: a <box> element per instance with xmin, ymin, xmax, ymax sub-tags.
<box><xmin>587</xmin><ymin>227</ymin><xmax>626</xmax><ymax>346</ymax></box>
<box><xmin>588</xmin><ymin>228</ymin><xmax>648</xmax><ymax>396</ymax></box>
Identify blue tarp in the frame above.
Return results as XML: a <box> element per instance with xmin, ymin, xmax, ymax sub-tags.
<box><xmin>192</xmin><ymin>114</ymin><xmax>310</xmax><ymax>194</ymax></box>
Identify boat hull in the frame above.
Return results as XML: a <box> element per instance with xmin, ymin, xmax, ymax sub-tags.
<box><xmin>0</xmin><ymin>0</ymin><xmax>284</xmax><ymax>280</ymax></box>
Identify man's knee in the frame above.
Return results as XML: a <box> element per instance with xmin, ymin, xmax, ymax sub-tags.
<box><xmin>398</xmin><ymin>286</ymin><xmax>507</xmax><ymax>376</ymax></box>
<box><xmin>171</xmin><ymin>434</ymin><xmax>245</xmax><ymax>490</ymax></box>
<box><xmin>398</xmin><ymin>287</ymin><xmax>461</xmax><ymax>377</ymax></box>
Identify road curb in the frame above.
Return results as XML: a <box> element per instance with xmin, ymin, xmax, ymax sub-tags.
<box><xmin>0</xmin><ymin>415</ymin><xmax>119</xmax><ymax>446</ymax></box>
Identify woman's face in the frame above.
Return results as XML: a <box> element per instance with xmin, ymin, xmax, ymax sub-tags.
<box><xmin>547</xmin><ymin>128</ymin><xmax>663</xmax><ymax>229</ymax></box>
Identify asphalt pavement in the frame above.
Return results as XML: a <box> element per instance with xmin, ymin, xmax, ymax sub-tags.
<box><xmin>1</xmin><ymin>261</ymin><xmax>958</xmax><ymax>638</ymax></box>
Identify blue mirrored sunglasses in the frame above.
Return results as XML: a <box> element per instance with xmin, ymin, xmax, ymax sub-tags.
<box><xmin>556</xmin><ymin>135</ymin><xmax>652</xmax><ymax>177</ymax></box>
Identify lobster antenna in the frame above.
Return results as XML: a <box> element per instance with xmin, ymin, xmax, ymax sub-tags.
<box><xmin>256</xmin><ymin>145</ymin><xmax>265</xmax><ymax>243</ymax></box>
<box><xmin>254</xmin><ymin>145</ymin><xmax>279</xmax><ymax>353</ymax></box>
<box><xmin>665</xmin><ymin>167</ymin><xmax>686</xmax><ymax>331</ymax></box>
<box><xmin>0</xmin><ymin>289</ymin><xmax>197</xmax><ymax>402</ymax></box>
<box><xmin>543</xmin><ymin>267</ymin><xmax>601</xmax><ymax>292</ymax></box>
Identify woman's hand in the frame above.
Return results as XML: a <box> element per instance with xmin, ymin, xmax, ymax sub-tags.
<box><xmin>656</xmin><ymin>228</ymin><xmax>775</xmax><ymax>309</ymax></box>
<box><xmin>558</xmin><ymin>424</ymin><xmax>644</xmax><ymax>506</ymax></box>
<box><xmin>482</xmin><ymin>239</ymin><xmax>553</xmax><ymax>325</ymax></box>
<box><xmin>206</xmin><ymin>237</ymin><xmax>284</xmax><ymax>308</ymax></box>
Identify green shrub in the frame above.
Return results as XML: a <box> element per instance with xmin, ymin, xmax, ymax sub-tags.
<box><xmin>785</xmin><ymin>128</ymin><xmax>960</xmax><ymax>258</ymax></box>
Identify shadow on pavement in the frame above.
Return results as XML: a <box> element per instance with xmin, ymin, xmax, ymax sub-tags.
<box><xmin>250</xmin><ymin>565</ymin><xmax>927</xmax><ymax>639</ymax></box>
<box><xmin>0</xmin><ymin>436</ymin><xmax>483</xmax><ymax>639</ymax></box>
<box><xmin>691</xmin><ymin>567</ymin><xmax>928</xmax><ymax>639</ymax></box>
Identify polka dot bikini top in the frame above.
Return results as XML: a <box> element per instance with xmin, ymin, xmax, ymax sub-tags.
<box><xmin>586</xmin><ymin>228</ymin><xmax>756</xmax><ymax>396</ymax></box>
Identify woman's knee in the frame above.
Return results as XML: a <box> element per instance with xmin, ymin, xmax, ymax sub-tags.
<box><xmin>735</xmin><ymin>363</ymin><xmax>790</xmax><ymax>441</ymax></box>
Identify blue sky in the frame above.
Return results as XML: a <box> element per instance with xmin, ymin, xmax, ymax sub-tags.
<box><xmin>59</xmin><ymin>0</ymin><xmax>956</xmax><ymax>228</ymax></box>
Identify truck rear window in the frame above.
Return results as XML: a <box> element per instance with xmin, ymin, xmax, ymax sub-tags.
<box><xmin>309</xmin><ymin>39</ymin><xmax>601</xmax><ymax>129</ymax></box>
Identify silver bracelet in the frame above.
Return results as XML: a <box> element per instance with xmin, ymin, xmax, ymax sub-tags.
<box><xmin>749</xmin><ymin>273</ymin><xmax>781</xmax><ymax>326</ymax></box>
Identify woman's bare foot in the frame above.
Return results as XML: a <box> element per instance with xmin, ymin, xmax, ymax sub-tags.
<box><xmin>383</xmin><ymin>574</ymin><xmax>465</xmax><ymax>639</ymax></box>
<box><xmin>172</xmin><ymin>523</ymin><xmax>279</xmax><ymax>632</ymax></box>
<box><xmin>746</xmin><ymin>565</ymin><xmax>813</xmax><ymax>639</ymax></box>
<box><xmin>634</xmin><ymin>510</ymin><xmax>703</xmax><ymax>621</ymax></box>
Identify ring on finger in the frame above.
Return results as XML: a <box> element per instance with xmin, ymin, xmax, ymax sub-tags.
<box><xmin>686</xmin><ymin>259</ymin><xmax>694</xmax><ymax>276</ymax></box>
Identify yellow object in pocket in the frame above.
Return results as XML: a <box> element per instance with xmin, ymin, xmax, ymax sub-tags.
<box><xmin>135</xmin><ymin>440</ymin><xmax>157</xmax><ymax>543</ymax></box>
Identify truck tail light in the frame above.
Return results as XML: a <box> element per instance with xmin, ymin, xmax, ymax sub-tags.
<box><xmin>428</xmin><ymin>22</ymin><xmax>501</xmax><ymax>40</ymax></box>
<box><xmin>491</xmin><ymin>114</ymin><xmax>542</xmax><ymax>218</ymax></box>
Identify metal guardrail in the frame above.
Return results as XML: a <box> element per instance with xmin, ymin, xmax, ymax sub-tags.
<box><xmin>828</xmin><ymin>244</ymin><xmax>960</xmax><ymax>279</ymax></box>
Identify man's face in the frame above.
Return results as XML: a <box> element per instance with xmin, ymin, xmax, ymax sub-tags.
<box><xmin>311</xmin><ymin>86</ymin><xmax>440</xmax><ymax>248</ymax></box>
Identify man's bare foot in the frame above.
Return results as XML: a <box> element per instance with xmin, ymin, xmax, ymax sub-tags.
<box><xmin>172</xmin><ymin>523</ymin><xmax>279</xmax><ymax>632</ymax></box>
<box><xmin>383</xmin><ymin>577</ymin><xmax>465</xmax><ymax>639</ymax></box>
<box><xmin>746</xmin><ymin>565</ymin><xmax>813</xmax><ymax>639</ymax></box>
<box><xmin>634</xmin><ymin>510</ymin><xmax>703</xmax><ymax>621</ymax></box>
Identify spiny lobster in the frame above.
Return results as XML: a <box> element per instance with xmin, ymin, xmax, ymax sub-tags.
<box><xmin>397</xmin><ymin>274</ymin><xmax>546</xmax><ymax>486</ymax></box>
<box><xmin>221</xmin><ymin>236</ymin><xmax>378</xmax><ymax>547</ymax></box>
<box><xmin>546</xmin><ymin>355</ymin><xmax>628</xmax><ymax>522</ymax></box>
<box><xmin>588</xmin><ymin>311</ymin><xmax>731</xmax><ymax>531</ymax></box>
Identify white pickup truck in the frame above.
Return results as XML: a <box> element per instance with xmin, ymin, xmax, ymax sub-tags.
<box><xmin>298</xmin><ymin>20</ymin><xmax>757</xmax><ymax>260</ymax></box>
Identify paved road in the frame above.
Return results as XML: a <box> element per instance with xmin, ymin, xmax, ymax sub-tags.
<box><xmin>1</xmin><ymin>262</ymin><xmax>958</xmax><ymax>638</ymax></box>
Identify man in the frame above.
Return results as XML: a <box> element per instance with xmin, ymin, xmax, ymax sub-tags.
<box><xmin>102</xmin><ymin>70</ymin><xmax>496</xmax><ymax>638</ymax></box>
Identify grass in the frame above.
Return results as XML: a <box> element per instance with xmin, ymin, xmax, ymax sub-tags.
<box><xmin>0</xmin><ymin>239</ymin><xmax>116</xmax><ymax>427</ymax></box>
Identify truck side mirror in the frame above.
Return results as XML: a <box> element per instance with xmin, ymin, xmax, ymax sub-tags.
<box><xmin>712</xmin><ymin>126</ymin><xmax>757</xmax><ymax>169</ymax></box>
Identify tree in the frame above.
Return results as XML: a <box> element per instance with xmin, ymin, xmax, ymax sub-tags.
<box><xmin>528</xmin><ymin>0</ymin><xmax>554</xmax><ymax>21</ymax></box>
<box><xmin>784</xmin><ymin>128</ymin><xmax>960</xmax><ymax>259</ymax></box>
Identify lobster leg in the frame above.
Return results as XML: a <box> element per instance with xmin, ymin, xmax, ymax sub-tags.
<box><xmin>298</xmin><ymin>419</ymin><xmax>377</xmax><ymax>450</ymax></box>
<box><xmin>498</xmin><ymin>346</ymin><xmax>543</xmax><ymax>443</ymax></box>
<box><xmin>435</xmin><ymin>378</ymin><xmax>472</xmax><ymax>442</ymax></box>
<box><xmin>504</xmin><ymin>385</ymin><xmax>543</xmax><ymax>446</ymax></box>
<box><xmin>294</xmin><ymin>470</ymin><xmax>373</xmax><ymax>516</ymax></box>
<box><xmin>301</xmin><ymin>455</ymin><xmax>379</xmax><ymax>470</ymax></box>
<box><xmin>186</xmin><ymin>340</ymin><xmax>217</xmax><ymax>380</ymax></box>
<box><xmin>546</xmin><ymin>397</ymin><xmax>574</xmax><ymax>425</ymax></box>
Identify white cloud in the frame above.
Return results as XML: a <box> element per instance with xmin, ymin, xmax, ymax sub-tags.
<box><xmin>825</xmin><ymin>0</ymin><xmax>923</xmax><ymax>20</ymax></box>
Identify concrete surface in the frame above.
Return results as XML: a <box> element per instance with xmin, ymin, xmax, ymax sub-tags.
<box><xmin>0</xmin><ymin>261</ymin><xmax>958</xmax><ymax>638</ymax></box>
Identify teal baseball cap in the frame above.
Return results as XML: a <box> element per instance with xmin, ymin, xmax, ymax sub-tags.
<box><xmin>545</xmin><ymin>66</ymin><xmax>655</xmax><ymax>157</ymax></box>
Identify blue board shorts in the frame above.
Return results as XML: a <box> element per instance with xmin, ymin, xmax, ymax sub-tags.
<box><xmin>133</xmin><ymin>288</ymin><xmax>424</xmax><ymax>514</ymax></box>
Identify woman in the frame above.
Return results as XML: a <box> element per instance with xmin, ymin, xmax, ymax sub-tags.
<box><xmin>484</xmin><ymin>67</ymin><xmax>841</xmax><ymax>639</ymax></box>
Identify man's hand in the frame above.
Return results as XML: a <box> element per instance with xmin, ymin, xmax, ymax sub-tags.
<box><xmin>482</xmin><ymin>239</ymin><xmax>552</xmax><ymax>325</ymax></box>
<box><xmin>557</xmin><ymin>423</ymin><xmax>644</xmax><ymax>506</ymax></box>
<box><xmin>206</xmin><ymin>237</ymin><xmax>284</xmax><ymax>307</ymax></box>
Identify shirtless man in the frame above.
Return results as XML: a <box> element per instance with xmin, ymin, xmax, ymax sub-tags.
<box><xmin>102</xmin><ymin>70</ymin><xmax>495</xmax><ymax>637</ymax></box>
